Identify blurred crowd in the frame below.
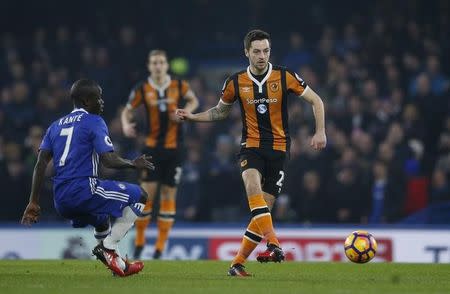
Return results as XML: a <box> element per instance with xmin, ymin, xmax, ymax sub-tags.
<box><xmin>0</xmin><ymin>1</ymin><xmax>449</xmax><ymax>224</ymax></box>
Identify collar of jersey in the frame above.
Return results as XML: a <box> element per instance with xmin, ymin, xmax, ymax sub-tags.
<box><xmin>148</xmin><ymin>75</ymin><xmax>172</xmax><ymax>97</ymax></box>
<box><xmin>247</xmin><ymin>62</ymin><xmax>273</xmax><ymax>94</ymax></box>
<box><xmin>71</xmin><ymin>108</ymin><xmax>88</xmax><ymax>114</ymax></box>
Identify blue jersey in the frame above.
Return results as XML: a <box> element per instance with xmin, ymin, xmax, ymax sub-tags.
<box><xmin>40</xmin><ymin>108</ymin><xmax>114</xmax><ymax>182</ymax></box>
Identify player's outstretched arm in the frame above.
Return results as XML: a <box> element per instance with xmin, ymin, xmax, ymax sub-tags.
<box><xmin>175</xmin><ymin>100</ymin><xmax>232</xmax><ymax>122</ymax></box>
<box><xmin>301</xmin><ymin>87</ymin><xmax>327</xmax><ymax>150</ymax></box>
<box><xmin>21</xmin><ymin>150</ymin><xmax>52</xmax><ymax>225</ymax></box>
<box><xmin>100</xmin><ymin>152</ymin><xmax>154</xmax><ymax>170</ymax></box>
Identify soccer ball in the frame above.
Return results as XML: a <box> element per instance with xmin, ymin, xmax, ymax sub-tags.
<box><xmin>344</xmin><ymin>230</ymin><xmax>377</xmax><ymax>263</ymax></box>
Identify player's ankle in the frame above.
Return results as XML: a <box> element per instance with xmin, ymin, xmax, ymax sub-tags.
<box><xmin>102</xmin><ymin>240</ymin><xmax>117</xmax><ymax>251</ymax></box>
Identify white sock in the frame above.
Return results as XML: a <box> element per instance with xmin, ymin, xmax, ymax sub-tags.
<box><xmin>103</xmin><ymin>205</ymin><xmax>142</xmax><ymax>251</ymax></box>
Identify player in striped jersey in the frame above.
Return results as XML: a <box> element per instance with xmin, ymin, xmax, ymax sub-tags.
<box><xmin>176</xmin><ymin>30</ymin><xmax>327</xmax><ymax>276</ymax></box>
<box><xmin>121</xmin><ymin>50</ymin><xmax>199</xmax><ymax>259</ymax></box>
<box><xmin>21</xmin><ymin>79</ymin><xmax>154</xmax><ymax>277</ymax></box>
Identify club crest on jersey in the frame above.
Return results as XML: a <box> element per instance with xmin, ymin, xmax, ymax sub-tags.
<box><xmin>118</xmin><ymin>183</ymin><xmax>126</xmax><ymax>190</ymax></box>
<box><xmin>269</xmin><ymin>82</ymin><xmax>279</xmax><ymax>92</ymax></box>
<box><xmin>257</xmin><ymin>104</ymin><xmax>267</xmax><ymax>114</ymax></box>
<box><xmin>241</xmin><ymin>159</ymin><xmax>248</xmax><ymax>167</ymax></box>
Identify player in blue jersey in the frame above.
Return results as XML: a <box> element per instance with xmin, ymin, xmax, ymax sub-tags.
<box><xmin>21</xmin><ymin>79</ymin><xmax>154</xmax><ymax>277</ymax></box>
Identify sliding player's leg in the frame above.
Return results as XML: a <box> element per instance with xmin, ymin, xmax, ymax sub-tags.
<box><xmin>90</xmin><ymin>179</ymin><xmax>147</xmax><ymax>276</ymax></box>
<box><xmin>93</xmin><ymin>219</ymin><xmax>111</xmax><ymax>251</ymax></box>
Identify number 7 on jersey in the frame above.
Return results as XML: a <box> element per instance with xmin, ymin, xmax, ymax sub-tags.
<box><xmin>59</xmin><ymin>127</ymin><xmax>74</xmax><ymax>166</ymax></box>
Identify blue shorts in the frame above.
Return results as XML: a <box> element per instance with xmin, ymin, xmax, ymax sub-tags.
<box><xmin>54</xmin><ymin>177</ymin><xmax>142</xmax><ymax>228</ymax></box>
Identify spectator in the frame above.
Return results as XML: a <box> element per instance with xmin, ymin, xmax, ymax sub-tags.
<box><xmin>4</xmin><ymin>81</ymin><xmax>35</xmax><ymax>138</ymax></box>
<box><xmin>425</xmin><ymin>55</ymin><xmax>449</xmax><ymax>96</ymax></box>
<box><xmin>329</xmin><ymin>166</ymin><xmax>364</xmax><ymax>223</ymax></box>
<box><xmin>197</xmin><ymin>135</ymin><xmax>245</xmax><ymax>221</ymax></box>
<box><xmin>293</xmin><ymin>170</ymin><xmax>328</xmax><ymax>223</ymax></box>
<box><xmin>177</xmin><ymin>149</ymin><xmax>202</xmax><ymax>221</ymax></box>
<box><xmin>282</xmin><ymin>32</ymin><xmax>312</xmax><ymax>70</ymax></box>
<box><xmin>368</xmin><ymin>161</ymin><xmax>388</xmax><ymax>224</ymax></box>
<box><xmin>430</xmin><ymin>169</ymin><xmax>450</xmax><ymax>203</ymax></box>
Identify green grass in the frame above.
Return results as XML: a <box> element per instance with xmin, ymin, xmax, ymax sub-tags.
<box><xmin>1</xmin><ymin>260</ymin><xmax>450</xmax><ymax>294</ymax></box>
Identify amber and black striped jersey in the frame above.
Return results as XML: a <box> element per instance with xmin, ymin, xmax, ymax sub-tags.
<box><xmin>221</xmin><ymin>62</ymin><xmax>307</xmax><ymax>152</ymax></box>
<box><xmin>127</xmin><ymin>76</ymin><xmax>190</xmax><ymax>149</ymax></box>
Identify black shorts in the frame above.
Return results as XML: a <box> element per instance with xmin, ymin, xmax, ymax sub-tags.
<box><xmin>238</xmin><ymin>147</ymin><xmax>288</xmax><ymax>197</ymax></box>
<box><xmin>140</xmin><ymin>147</ymin><xmax>183</xmax><ymax>187</ymax></box>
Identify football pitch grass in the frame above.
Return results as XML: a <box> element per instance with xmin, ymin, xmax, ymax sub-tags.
<box><xmin>1</xmin><ymin>260</ymin><xmax>450</xmax><ymax>294</ymax></box>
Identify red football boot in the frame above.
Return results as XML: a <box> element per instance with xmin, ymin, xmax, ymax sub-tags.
<box><xmin>256</xmin><ymin>243</ymin><xmax>285</xmax><ymax>263</ymax></box>
<box><xmin>122</xmin><ymin>258</ymin><xmax>144</xmax><ymax>277</ymax></box>
<box><xmin>92</xmin><ymin>243</ymin><xmax>125</xmax><ymax>277</ymax></box>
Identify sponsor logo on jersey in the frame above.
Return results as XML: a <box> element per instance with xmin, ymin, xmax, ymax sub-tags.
<box><xmin>257</xmin><ymin>104</ymin><xmax>268</xmax><ymax>114</ymax></box>
<box><xmin>246</xmin><ymin>98</ymin><xmax>278</xmax><ymax>104</ymax></box>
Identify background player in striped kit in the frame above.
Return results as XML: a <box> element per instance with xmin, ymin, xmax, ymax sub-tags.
<box><xmin>121</xmin><ymin>50</ymin><xmax>199</xmax><ymax>259</ymax></box>
<box><xmin>176</xmin><ymin>30</ymin><xmax>326</xmax><ymax>276</ymax></box>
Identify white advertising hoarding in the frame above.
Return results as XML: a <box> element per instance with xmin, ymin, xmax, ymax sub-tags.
<box><xmin>1</xmin><ymin>227</ymin><xmax>449</xmax><ymax>263</ymax></box>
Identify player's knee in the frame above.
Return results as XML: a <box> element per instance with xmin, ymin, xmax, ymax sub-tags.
<box><xmin>242</xmin><ymin>170</ymin><xmax>262</xmax><ymax>196</ymax></box>
<box><xmin>244</xmin><ymin>180</ymin><xmax>262</xmax><ymax>196</ymax></box>
<box><xmin>138</xmin><ymin>187</ymin><xmax>148</xmax><ymax>204</ymax></box>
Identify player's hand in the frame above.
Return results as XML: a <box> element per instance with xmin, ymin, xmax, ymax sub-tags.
<box><xmin>169</xmin><ymin>112</ymin><xmax>182</xmax><ymax>123</ymax></box>
<box><xmin>175</xmin><ymin>109</ymin><xmax>194</xmax><ymax>121</ymax></box>
<box><xmin>21</xmin><ymin>202</ymin><xmax>41</xmax><ymax>226</ymax></box>
<box><xmin>310</xmin><ymin>131</ymin><xmax>327</xmax><ymax>150</ymax></box>
<box><xmin>123</xmin><ymin>122</ymin><xmax>137</xmax><ymax>138</ymax></box>
<box><xmin>133</xmin><ymin>155</ymin><xmax>155</xmax><ymax>170</ymax></box>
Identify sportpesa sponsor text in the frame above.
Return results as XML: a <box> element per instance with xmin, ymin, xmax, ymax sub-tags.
<box><xmin>246</xmin><ymin>98</ymin><xmax>278</xmax><ymax>104</ymax></box>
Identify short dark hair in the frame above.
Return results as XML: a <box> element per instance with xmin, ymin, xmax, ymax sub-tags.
<box><xmin>244</xmin><ymin>29</ymin><xmax>271</xmax><ymax>50</ymax></box>
<box><xmin>70</xmin><ymin>79</ymin><xmax>101</xmax><ymax>106</ymax></box>
<box><xmin>148</xmin><ymin>49</ymin><xmax>168</xmax><ymax>60</ymax></box>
